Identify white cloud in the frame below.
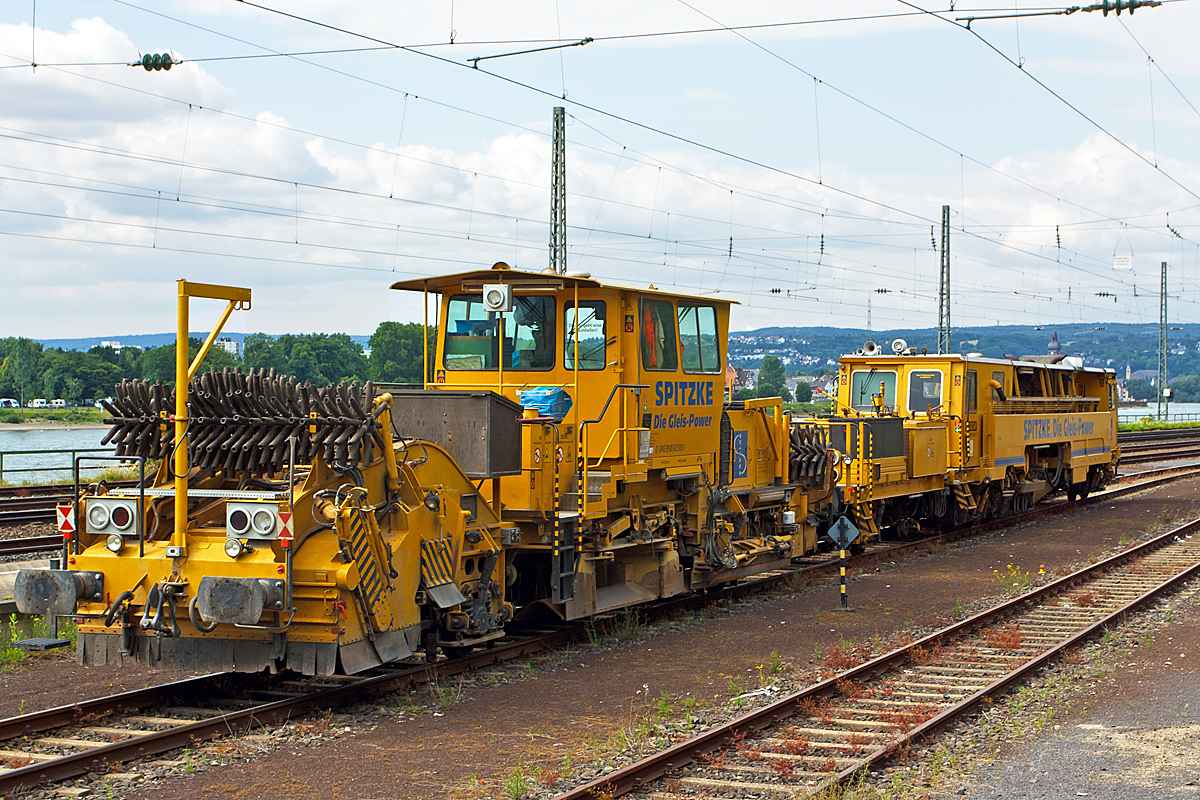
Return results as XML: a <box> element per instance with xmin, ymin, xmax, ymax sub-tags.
<box><xmin>0</xmin><ymin>6</ymin><xmax>1198</xmax><ymax>340</ymax></box>
<box><xmin>685</xmin><ymin>87</ymin><xmax>732</xmax><ymax>101</ymax></box>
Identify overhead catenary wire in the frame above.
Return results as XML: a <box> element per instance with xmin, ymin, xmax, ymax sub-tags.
<box><xmin>894</xmin><ymin>0</ymin><xmax>1200</xmax><ymax>203</ymax></box>
<box><xmin>4</xmin><ymin>2</ymin><xmax>1195</xmax><ymax>328</ymax></box>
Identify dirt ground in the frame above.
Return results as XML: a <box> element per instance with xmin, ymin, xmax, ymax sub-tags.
<box><xmin>3</xmin><ymin>477</ymin><xmax>1198</xmax><ymax>798</ymax></box>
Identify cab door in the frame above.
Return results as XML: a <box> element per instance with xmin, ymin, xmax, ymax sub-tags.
<box><xmin>964</xmin><ymin>368</ymin><xmax>981</xmax><ymax>469</ymax></box>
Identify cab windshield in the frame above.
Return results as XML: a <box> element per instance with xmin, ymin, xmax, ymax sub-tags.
<box><xmin>444</xmin><ymin>294</ymin><xmax>556</xmax><ymax>371</ymax></box>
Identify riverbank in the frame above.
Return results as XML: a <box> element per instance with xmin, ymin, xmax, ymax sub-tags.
<box><xmin>0</xmin><ymin>421</ymin><xmax>108</xmax><ymax>430</ymax></box>
<box><xmin>0</xmin><ymin>408</ymin><xmax>109</xmax><ymax>429</ymax></box>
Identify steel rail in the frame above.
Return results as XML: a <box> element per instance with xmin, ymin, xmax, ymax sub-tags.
<box><xmin>0</xmin><ymin>629</ymin><xmax>572</xmax><ymax>793</ymax></box>
<box><xmin>2</xmin><ymin>466</ymin><xmax>1195</xmax><ymax>792</ymax></box>
<box><xmin>0</xmin><ymin>481</ymin><xmax>139</xmax><ymax>526</ymax></box>
<box><xmin>1122</xmin><ymin>447</ymin><xmax>1200</xmax><ymax>464</ymax></box>
<box><xmin>826</xmin><ymin>517</ymin><xmax>1200</xmax><ymax>794</ymax></box>
<box><xmin>555</xmin><ymin>516</ymin><xmax>1200</xmax><ymax>799</ymax></box>
<box><xmin>0</xmin><ymin>535</ymin><xmax>62</xmax><ymax>556</ymax></box>
<box><xmin>1118</xmin><ymin>427</ymin><xmax>1200</xmax><ymax>442</ymax></box>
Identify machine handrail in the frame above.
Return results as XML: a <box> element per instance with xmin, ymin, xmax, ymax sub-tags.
<box><xmin>579</xmin><ymin>384</ymin><xmax>650</xmax><ymax>428</ymax></box>
<box><xmin>577</xmin><ymin>384</ymin><xmax>649</xmax><ymax>518</ymax></box>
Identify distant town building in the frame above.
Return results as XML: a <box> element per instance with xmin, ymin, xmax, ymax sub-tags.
<box><xmin>98</xmin><ymin>340</ymin><xmax>141</xmax><ymax>354</ymax></box>
<box><xmin>1047</xmin><ymin>331</ymin><xmax>1061</xmax><ymax>356</ymax></box>
<box><xmin>215</xmin><ymin>337</ymin><xmax>241</xmax><ymax>359</ymax></box>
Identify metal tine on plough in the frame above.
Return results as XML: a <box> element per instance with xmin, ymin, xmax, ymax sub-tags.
<box><xmin>101</xmin><ymin>369</ymin><xmax>386</xmax><ymax>477</ymax></box>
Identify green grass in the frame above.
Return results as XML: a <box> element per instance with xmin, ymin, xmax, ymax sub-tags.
<box><xmin>0</xmin><ymin>407</ymin><xmax>108</xmax><ymax>424</ymax></box>
<box><xmin>783</xmin><ymin>401</ymin><xmax>832</xmax><ymax>414</ymax></box>
<box><xmin>0</xmin><ymin>463</ymin><xmax>147</xmax><ymax>488</ymax></box>
<box><xmin>1118</xmin><ymin>418</ymin><xmax>1200</xmax><ymax>432</ymax></box>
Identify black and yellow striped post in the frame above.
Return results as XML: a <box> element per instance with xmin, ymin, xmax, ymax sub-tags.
<box><xmin>830</xmin><ymin>514</ymin><xmax>858</xmax><ymax>611</ymax></box>
<box><xmin>840</xmin><ymin>549</ymin><xmax>848</xmax><ymax>609</ymax></box>
<box><xmin>553</xmin><ymin>424</ymin><xmax>561</xmax><ymax>580</ymax></box>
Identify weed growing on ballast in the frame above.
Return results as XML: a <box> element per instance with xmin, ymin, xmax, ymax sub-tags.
<box><xmin>993</xmin><ymin>564</ymin><xmax>1031</xmax><ymax>597</ymax></box>
<box><xmin>502</xmin><ymin>758</ymin><xmax>532</xmax><ymax>799</ymax></box>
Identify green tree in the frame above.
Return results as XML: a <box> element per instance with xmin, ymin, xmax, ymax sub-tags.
<box><xmin>0</xmin><ymin>337</ymin><xmax>44</xmax><ymax>406</ymax></box>
<box><xmin>755</xmin><ymin>355</ymin><xmax>791</xmax><ymax>401</ymax></box>
<box><xmin>1125</xmin><ymin>378</ymin><xmax>1155</xmax><ymax>401</ymax></box>
<box><xmin>243</xmin><ymin>333</ymin><xmax>366</xmax><ymax>385</ymax></box>
<box><xmin>136</xmin><ymin>338</ymin><xmax>239</xmax><ymax>384</ymax></box>
<box><xmin>792</xmin><ymin>381</ymin><xmax>813</xmax><ymax>403</ymax></box>
<box><xmin>43</xmin><ymin>349</ymin><xmax>123</xmax><ymax>401</ymax></box>
<box><xmin>368</xmin><ymin>322</ymin><xmax>436</xmax><ymax>384</ymax></box>
<box><xmin>1167</xmin><ymin>375</ymin><xmax>1200</xmax><ymax>402</ymax></box>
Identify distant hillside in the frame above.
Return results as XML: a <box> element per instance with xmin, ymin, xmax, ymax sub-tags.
<box><xmin>32</xmin><ymin>323</ymin><xmax>1200</xmax><ymax>382</ymax></box>
<box><xmin>39</xmin><ymin>332</ymin><xmax>372</xmax><ymax>352</ymax></box>
<box><xmin>729</xmin><ymin>323</ymin><xmax>1200</xmax><ymax>377</ymax></box>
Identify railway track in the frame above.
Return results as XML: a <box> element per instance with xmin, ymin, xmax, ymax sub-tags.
<box><xmin>556</xmin><ymin>517</ymin><xmax>1200</xmax><ymax>799</ymax></box>
<box><xmin>0</xmin><ymin>462</ymin><xmax>1196</xmax><ymax>793</ymax></box>
<box><xmin>0</xmin><ymin>628</ymin><xmax>572</xmax><ymax>793</ymax></box>
<box><xmin>1118</xmin><ymin>426</ymin><xmax>1200</xmax><ymax>464</ymax></box>
<box><xmin>0</xmin><ymin>481</ymin><xmax>138</xmax><ymax>526</ymax></box>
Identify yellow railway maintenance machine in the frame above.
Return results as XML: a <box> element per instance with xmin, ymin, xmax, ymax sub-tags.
<box><xmin>795</xmin><ymin>343</ymin><xmax>1119</xmax><ymax>541</ymax></box>
<box><xmin>16</xmin><ymin>265</ymin><xmax>821</xmax><ymax>675</ymax></box>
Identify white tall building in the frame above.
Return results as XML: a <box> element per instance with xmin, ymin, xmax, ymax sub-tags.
<box><xmin>216</xmin><ymin>337</ymin><xmax>241</xmax><ymax>359</ymax></box>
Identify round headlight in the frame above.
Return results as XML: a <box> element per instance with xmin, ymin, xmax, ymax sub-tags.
<box><xmin>110</xmin><ymin>503</ymin><xmax>133</xmax><ymax>531</ymax></box>
<box><xmin>224</xmin><ymin>538</ymin><xmax>244</xmax><ymax>558</ymax></box>
<box><xmin>105</xmin><ymin>533</ymin><xmax>124</xmax><ymax>553</ymax></box>
<box><xmin>228</xmin><ymin>508</ymin><xmax>250</xmax><ymax>535</ymax></box>
<box><xmin>88</xmin><ymin>503</ymin><xmax>110</xmax><ymax>530</ymax></box>
<box><xmin>251</xmin><ymin>508</ymin><xmax>275</xmax><ymax>535</ymax></box>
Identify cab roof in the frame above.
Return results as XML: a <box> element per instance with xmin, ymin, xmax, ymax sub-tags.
<box><xmin>390</xmin><ymin>262</ymin><xmax>737</xmax><ymax>305</ymax></box>
<box><xmin>839</xmin><ymin>353</ymin><xmax>1115</xmax><ymax>375</ymax></box>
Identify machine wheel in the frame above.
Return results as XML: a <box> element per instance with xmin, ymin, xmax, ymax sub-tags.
<box><xmin>1067</xmin><ymin>484</ymin><xmax>1078</xmax><ymax>502</ymax></box>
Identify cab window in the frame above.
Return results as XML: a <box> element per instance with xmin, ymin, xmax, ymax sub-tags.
<box><xmin>992</xmin><ymin>370</ymin><xmax>1006</xmax><ymax>401</ymax></box>
<box><xmin>1016</xmin><ymin>368</ymin><xmax>1044</xmax><ymax>397</ymax></box>
<box><xmin>444</xmin><ymin>294</ymin><xmax>556</xmax><ymax>371</ymax></box>
<box><xmin>850</xmin><ymin>369</ymin><xmax>896</xmax><ymax>412</ymax></box>
<box><xmin>640</xmin><ymin>298</ymin><xmax>678</xmax><ymax>371</ymax></box>
<box><xmin>677</xmin><ymin>304</ymin><xmax>721</xmax><ymax>374</ymax></box>
<box><xmin>564</xmin><ymin>301</ymin><xmax>606</xmax><ymax>370</ymax></box>
<box><xmin>907</xmin><ymin>370</ymin><xmax>943</xmax><ymax>413</ymax></box>
<box><xmin>966</xmin><ymin>370</ymin><xmax>977</xmax><ymax>414</ymax></box>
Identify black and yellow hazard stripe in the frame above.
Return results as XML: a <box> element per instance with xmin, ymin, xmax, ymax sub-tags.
<box><xmin>420</xmin><ymin>538</ymin><xmax>456</xmax><ymax>589</ymax></box>
<box><xmin>953</xmin><ymin>484</ymin><xmax>977</xmax><ymax>512</ymax></box>
<box><xmin>338</xmin><ymin>508</ymin><xmax>390</xmax><ymax>627</ymax></box>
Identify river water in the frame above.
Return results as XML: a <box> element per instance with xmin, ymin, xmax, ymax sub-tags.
<box><xmin>0</xmin><ymin>427</ymin><xmax>112</xmax><ymax>483</ymax></box>
<box><xmin>1118</xmin><ymin>402</ymin><xmax>1200</xmax><ymax>423</ymax></box>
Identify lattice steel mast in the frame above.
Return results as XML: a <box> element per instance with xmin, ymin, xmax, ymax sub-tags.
<box><xmin>1158</xmin><ymin>260</ymin><xmax>1168</xmax><ymax>420</ymax></box>
<box><xmin>938</xmin><ymin>204</ymin><xmax>951</xmax><ymax>354</ymax></box>
<box><xmin>550</xmin><ymin>106</ymin><xmax>567</xmax><ymax>275</ymax></box>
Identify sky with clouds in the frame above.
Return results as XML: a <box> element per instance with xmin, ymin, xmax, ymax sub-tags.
<box><xmin>1</xmin><ymin>0</ymin><xmax>1198</xmax><ymax>339</ymax></box>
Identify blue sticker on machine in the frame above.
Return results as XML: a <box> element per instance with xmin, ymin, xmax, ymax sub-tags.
<box><xmin>732</xmin><ymin>430</ymin><xmax>748</xmax><ymax>479</ymax></box>
<box><xmin>624</xmin><ymin>314</ymin><xmax>635</xmax><ymax>333</ymax></box>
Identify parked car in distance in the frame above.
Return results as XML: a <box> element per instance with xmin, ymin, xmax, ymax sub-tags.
<box><xmin>28</xmin><ymin>398</ymin><xmax>47</xmax><ymax>408</ymax></box>
<box><xmin>0</xmin><ymin>398</ymin><xmax>19</xmax><ymax>409</ymax></box>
